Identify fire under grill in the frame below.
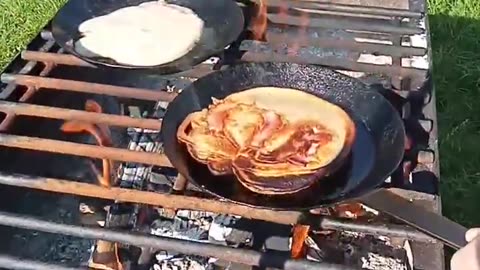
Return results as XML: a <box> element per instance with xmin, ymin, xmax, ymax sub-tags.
<box><xmin>0</xmin><ymin>0</ymin><xmax>445</xmax><ymax>269</ymax></box>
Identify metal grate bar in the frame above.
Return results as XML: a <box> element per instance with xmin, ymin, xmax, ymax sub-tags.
<box><xmin>0</xmin><ymin>74</ymin><xmax>177</xmax><ymax>102</ymax></box>
<box><xmin>0</xmin><ymin>172</ymin><xmax>434</xmax><ymax>242</ymax></box>
<box><xmin>241</xmin><ymin>52</ymin><xmax>426</xmax><ymax>76</ymax></box>
<box><xmin>0</xmin><ymin>134</ymin><xmax>172</xmax><ymax>167</ymax></box>
<box><xmin>22</xmin><ymin>50</ymin><xmax>96</xmax><ymax>68</ymax></box>
<box><xmin>0</xmin><ymin>211</ymin><xmax>356</xmax><ymax>270</ymax></box>
<box><xmin>20</xmin><ymin>50</ymin><xmax>216</xmax><ymax>78</ymax></box>
<box><xmin>0</xmin><ymin>40</ymin><xmax>56</xmax><ymax>100</ymax></box>
<box><xmin>0</xmin><ymin>100</ymin><xmax>161</xmax><ymax>130</ymax></box>
<box><xmin>265</xmin><ymin>33</ymin><xmax>426</xmax><ymax>57</ymax></box>
<box><xmin>271</xmin><ymin>0</ymin><xmax>423</xmax><ymax>18</ymax></box>
<box><xmin>267</xmin><ymin>14</ymin><xmax>422</xmax><ymax>35</ymax></box>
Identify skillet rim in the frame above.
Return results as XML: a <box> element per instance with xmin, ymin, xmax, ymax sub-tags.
<box><xmin>50</xmin><ymin>0</ymin><xmax>245</xmax><ymax>73</ymax></box>
<box><xmin>161</xmin><ymin>62</ymin><xmax>406</xmax><ymax>210</ymax></box>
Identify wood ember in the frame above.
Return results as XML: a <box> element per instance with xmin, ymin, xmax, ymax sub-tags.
<box><xmin>305</xmin><ymin>231</ymin><xmax>410</xmax><ymax>270</ymax></box>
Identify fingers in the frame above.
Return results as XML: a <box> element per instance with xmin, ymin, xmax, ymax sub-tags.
<box><xmin>451</xmin><ymin>237</ymin><xmax>480</xmax><ymax>270</ymax></box>
<box><xmin>466</xmin><ymin>228</ymin><xmax>480</xmax><ymax>242</ymax></box>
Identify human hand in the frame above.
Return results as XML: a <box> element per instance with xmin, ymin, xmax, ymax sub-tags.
<box><xmin>451</xmin><ymin>228</ymin><xmax>480</xmax><ymax>270</ymax></box>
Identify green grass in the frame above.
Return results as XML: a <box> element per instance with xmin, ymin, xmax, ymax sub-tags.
<box><xmin>429</xmin><ymin>0</ymin><xmax>480</xmax><ymax>227</ymax></box>
<box><xmin>0</xmin><ymin>0</ymin><xmax>66</xmax><ymax>69</ymax></box>
<box><xmin>0</xmin><ymin>0</ymin><xmax>479</xmax><ymax>226</ymax></box>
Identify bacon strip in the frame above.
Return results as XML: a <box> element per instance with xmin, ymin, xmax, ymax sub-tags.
<box><xmin>206</xmin><ymin>100</ymin><xmax>237</xmax><ymax>133</ymax></box>
<box><xmin>250</xmin><ymin>111</ymin><xmax>284</xmax><ymax>148</ymax></box>
<box><xmin>258</xmin><ymin>124</ymin><xmax>333</xmax><ymax>165</ymax></box>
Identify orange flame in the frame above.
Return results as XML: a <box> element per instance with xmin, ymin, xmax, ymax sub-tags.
<box><xmin>251</xmin><ymin>0</ymin><xmax>267</xmax><ymax>41</ymax></box>
<box><xmin>60</xmin><ymin>100</ymin><xmax>114</xmax><ymax>188</ymax></box>
<box><xmin>331</xmin><ymin>203</ymin><xmax>367</xmax><ymax>219</ymax></box>
<box><xmin>250</xmin><ymin>0</ymin><xmax>311</xmax><ymax>56</ymax></box>
<box><xmin>291</xmin><ymin>224</ymin><xmax>310</xmax><ymax>259</ymax></box>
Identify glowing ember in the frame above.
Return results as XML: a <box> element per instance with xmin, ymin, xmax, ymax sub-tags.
<box><xmin>332</xmin><ymin>203</ymin><xmax>368</xmax><ymax>219</ymax></box>
<box><xmin>291</xmin><ymin>224</ymin><xmax>310</xmax><ymax>259</ymax></box>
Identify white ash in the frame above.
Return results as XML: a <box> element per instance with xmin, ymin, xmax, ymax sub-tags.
<box><xmin>357</xmin><ymin>54</ymin><xmax>392</xmax><ymax>65</ymax></box>
<box><xmin>202</xmin><ymin>56</ymin><xmax>220</xmax><ymax>65</ymax></box>
<box><xmin>354</xmin><ymin>37</ymin><xmax>393</xmax><ymax>45</ymax></box>
<box><xmin>361</xmin><ymin>205</ymin><xmax>380</xmax><ymax>215</ymax></box>
<box><xmin>149</xmin><ymin>211</ymin><xmax>252</xmax><ymax>270</ymax></box>
<box><xmin>402</xmin><ymin>55</ymin><xmax>429</xmax><ymax>70</ymax></box>
<box><xmin>341</xmin><ymin>231</ymin><xmax>363</xmax><ymax>238</ymax></box>
<box><xmin>361</xmin><ymin>253</ymin><xmax>407</xmax><ymax>270</ymax></box>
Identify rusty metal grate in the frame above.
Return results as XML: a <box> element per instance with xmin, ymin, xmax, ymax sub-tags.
<box><xmin>0</xmin><ymin>0</ymin><xmax>443</xmax><ymax>269</ymax></box>
<box><xmin>0</xmin><ymin>40</ymin><xmax>432</xmax><ymax>257</ymax></box>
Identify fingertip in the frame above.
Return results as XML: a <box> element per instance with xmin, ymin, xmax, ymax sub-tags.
<box><xmin>465</xmin><ymin>228</ymin><xmax>480</xmax><ymax>242</ymax></box>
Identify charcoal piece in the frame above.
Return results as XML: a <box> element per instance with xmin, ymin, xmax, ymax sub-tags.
<box><xmin>209</xmin><ymin>215</ymin><xmax>253</xmax><ymax>247</ymax></box>
<box><xmin>153</xmin><ymin>107</ymin><xmax>167</xmax><ymax>119</ymax></box>
<box><xmin>263</xmin><ymin>236</ymin><xmax>290</xmax><ymax>252</ymax></box>
<box><xmin>248</xmin><ymin>220</ymin><xmax>291</xmax><ymax>252</ymax></box>
<box><xmin>151</xmin><ymin>216</ymin><xmax>210</xmax><ymax>242</ymax></box>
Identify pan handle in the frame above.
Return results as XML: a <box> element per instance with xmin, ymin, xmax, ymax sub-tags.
<box><xmin>359</xmin><ymin>189</ymin><xmax>468</xmax><ymax>250</ymax></box>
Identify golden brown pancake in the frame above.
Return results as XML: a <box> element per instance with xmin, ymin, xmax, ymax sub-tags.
<box><xmin>176</xmin><ymin>87</ymin><xmax>356</xmax><ymax>194</ymax></box>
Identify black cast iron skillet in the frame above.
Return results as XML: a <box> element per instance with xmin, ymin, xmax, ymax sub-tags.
<box><xmin>161</xmin><ymin>62</ymin><xmax>468</xmax><ymax>250</ymax></box>
<box><xmin>51</xmin><ymin>0</ymin><xmax>244</xmax><ymax>74</ymax></box>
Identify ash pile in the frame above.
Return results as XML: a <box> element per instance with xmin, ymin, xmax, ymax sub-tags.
<box><xmin>88</xmin><ymin>204</ymin><xmax>413</xmax><ymax>270</ymax></box>
<box><xmin>145</xmin><ymin>210</ymin><xmax>254</xmax><ymax>270</ymax></box>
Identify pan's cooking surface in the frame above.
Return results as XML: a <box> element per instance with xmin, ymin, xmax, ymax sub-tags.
<box><xmin>161</xmin><ymin>62</ymin><xmax>406</xmax><ymax>210</ymax></box>
<box><xmin>51</xmin><ymin>0</ymin><xmax>244</xmax><ymax>73</ymax></box>
<box><xmin>181</xmin><ymin>121</ymin><xmax>375</xmax><ymax>209</ymax></box>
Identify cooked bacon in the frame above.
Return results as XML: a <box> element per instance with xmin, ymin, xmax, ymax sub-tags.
<box><xmin>206</xmin><ymin>99</ymin><xmax>238</xmax><ymax>133</ymax></box>
<box><xmin>261</xmin><ymin>125</ymin><xmax>298</xmax><ymax>153</ymax></box>
<box><xmin>223</xmin><ymin>104</ymin><xmax>264</xmax><ymax>148</ymax></box>
<box><xmin>177</xmin><ymin>97</ymin><xmax>338</xmax><ymax>183</ymax></box>
<box><xmin>250</xmin><ymin>111</ymin><xmax>284</xmax><ymax>148</ymax></box>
